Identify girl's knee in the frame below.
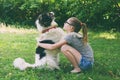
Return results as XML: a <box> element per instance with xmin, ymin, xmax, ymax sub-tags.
<box><xmin>60</xmin><ymin>44</ymin><xmax>68</xmax><ymax>52</ymax></box>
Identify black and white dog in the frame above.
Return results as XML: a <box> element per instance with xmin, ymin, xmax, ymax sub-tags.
<box><xmin>13</xmin><ymin>12</ymin><xmax>65</xmax><ymax>70</ymax></box>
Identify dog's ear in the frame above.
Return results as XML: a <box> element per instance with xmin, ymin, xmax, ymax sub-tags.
<box><xmin>48</xmin><ymin>12</ymin><xmax>55</xmax><ymax>19</ymax></box>
<box><xmin>38</xmin><ymin>14</ymin><xmax>42</xmax><ymax>21</ymax></box>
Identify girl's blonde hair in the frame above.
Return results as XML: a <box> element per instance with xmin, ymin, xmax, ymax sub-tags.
<box><xmin>68</xmin><ymin>17</ymin><xmax>88</xmax><ymax>45</ymax></box>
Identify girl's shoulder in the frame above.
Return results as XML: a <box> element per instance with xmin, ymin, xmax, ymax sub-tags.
<box><xmin>68</xmin><ymin>32</ymin><xmax>83</xmax><ymax>38</ymax></box>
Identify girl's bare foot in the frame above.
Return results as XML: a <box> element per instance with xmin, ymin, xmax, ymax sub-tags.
<box><xmin>71</xmin><ymin>68</ymin><xmax>81</xmax><ymax>73</ymax></box>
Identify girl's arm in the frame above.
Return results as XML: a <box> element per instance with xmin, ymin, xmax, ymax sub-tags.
<box><xmin>38</xmin><ymin>39</ymin><xmax>67</xmax><ymax>50</ymax></box>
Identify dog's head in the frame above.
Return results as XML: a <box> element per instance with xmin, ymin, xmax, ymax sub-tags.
<box><xmin>35</xmin><ymin>12</ymin><xmax>58</xmax><ymax>32</ymax></box>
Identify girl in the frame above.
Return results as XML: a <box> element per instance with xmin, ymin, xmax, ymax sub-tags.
<box><xmin>37</xmin><ymin>17</ymin><xmax>94</xmax><ymax>73</ymax></box>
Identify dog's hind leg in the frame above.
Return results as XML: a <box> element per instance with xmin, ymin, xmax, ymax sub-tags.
<box><xmin>13</xmin><ymin>58</ymin><xmax>36</xmax><ymax>70</ymax></box>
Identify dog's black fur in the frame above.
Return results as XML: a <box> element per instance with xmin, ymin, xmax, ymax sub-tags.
<box><xmin>37</xmin><ymin>12</ymin><xmax>54</xmax><ymax>27</ymax></box>
<box><xmin>36</xmin><ymin>40</ymin><xmax>55</xmax><ymax>59</ymax></box>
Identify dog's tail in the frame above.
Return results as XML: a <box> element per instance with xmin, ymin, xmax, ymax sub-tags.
<box><xmin>13</xmin><ymin>57</ymin><xmax>35</xmax><ymax>70</ymax></box>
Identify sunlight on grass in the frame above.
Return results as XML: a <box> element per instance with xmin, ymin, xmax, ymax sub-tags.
<box><xmin>99</xmin><ymin>32</ymin><xmax>116</xmax><ymax>39</ymax></box>
<box><xmin>93</xmin><ymin>32</ymin><xmax>117</xmax><ymax>39</ymax></box>
<box><xmin>0</xmin><ymin>23</ymin><xmax>37</xmax><ymax>34</ymax></box>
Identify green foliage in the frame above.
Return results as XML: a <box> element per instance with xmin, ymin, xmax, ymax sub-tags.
<box><xmin>0</xmin><ymin>27</ymin><xmax>120</xmax><ymax>80</ymax></box>
<box><xmin>0</xmin><ymin>0</ymin><xmax>119</xmax><ymax>30</ymax></box>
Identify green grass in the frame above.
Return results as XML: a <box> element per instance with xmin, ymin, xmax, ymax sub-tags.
<box><xmin>0</xmin><ymin>25</ymin><xmax>120</xmax><ymax>80</ymax></box>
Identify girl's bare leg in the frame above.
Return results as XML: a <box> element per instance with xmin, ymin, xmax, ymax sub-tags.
<box><xmin>61</xmin><ymin>44</ymin><xmax>82</xmax><ymax>73</ymax></box>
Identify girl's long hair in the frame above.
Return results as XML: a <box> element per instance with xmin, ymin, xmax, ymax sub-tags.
<box><xmin>81</xmin><ymin>23</ymin><xmax>88</xmax><ymax>45</ymax></box>
<box><xmin>68</xmin><ymin>17</ymin><xmax>88</xmax><ymax>45</ymax></box>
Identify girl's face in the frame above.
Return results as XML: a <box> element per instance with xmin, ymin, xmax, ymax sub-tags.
<box><xmin>63</xmin><ymin>19</ymin><xmax>74</xmax><ymax>33</ymax></box>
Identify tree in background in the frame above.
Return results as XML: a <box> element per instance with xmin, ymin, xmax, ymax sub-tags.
<box><xmin>0</xmin><ymin>0</ymin><xmax>119</xmax><ymax>31</ymax></box>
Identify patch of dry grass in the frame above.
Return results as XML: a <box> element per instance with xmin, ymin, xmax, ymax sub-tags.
<box><xmin>0</xmin><ymin>23</ymin><xmax>37</xmax><ymax>34</ymax></box>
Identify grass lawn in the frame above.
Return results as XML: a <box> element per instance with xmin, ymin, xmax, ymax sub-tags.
<box><xmin>0</xmin><ymin>24</ymin><xmax>120</xmax><ymax>80</ymax></box>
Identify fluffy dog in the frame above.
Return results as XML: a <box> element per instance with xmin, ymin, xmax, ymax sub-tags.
<box><xmin>13</xmin><ymin>12</ymin><xmax>65</xmax><ymax>70</ymax></box>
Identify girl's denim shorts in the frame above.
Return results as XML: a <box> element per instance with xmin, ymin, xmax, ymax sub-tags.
<box><xmin>79</xmin><ymin>56</ymin><xmax>93</xmax><ymax>70</ymax></box>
